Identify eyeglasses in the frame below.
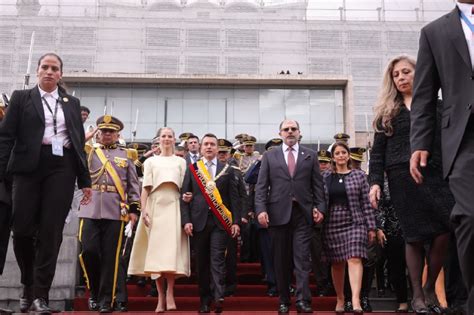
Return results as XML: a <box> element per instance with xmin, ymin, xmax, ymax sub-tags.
<box><xmin>281</xmin><ymin>127</ymin><xmax>299</xmax><ymax>132</ymax></box>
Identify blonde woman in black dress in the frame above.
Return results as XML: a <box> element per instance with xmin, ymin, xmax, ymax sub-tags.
<box><xmin>369</xmin><ymin>55</ymin><xmax>453</xmax><ymax>313</ymax></box>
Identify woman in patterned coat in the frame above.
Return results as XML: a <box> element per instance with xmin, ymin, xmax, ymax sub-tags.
<box><xmin>322</xmin><ymin>142</ymin><xmax>376</xmax><ymax>313</ymax></box>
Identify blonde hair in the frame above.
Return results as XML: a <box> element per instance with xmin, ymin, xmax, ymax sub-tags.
<box><xmin>373</xmin><ymin>55</ymin><xmax>416</xmax><ymax>136</ymax></box>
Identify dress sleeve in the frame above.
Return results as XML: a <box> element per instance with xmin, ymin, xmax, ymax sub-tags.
<box><xmin>368</xmin><ymin>131</ymin><xmax>387</xmax><ymax>187</ymax></box>
<box><xmin>359</xmin><ymin>172</ymin><xmax>376</xmax><ymax>230</ymax></box>
<box><xmin>142</xmin><ymin>157</ymin><xmax>154</xmax><ymax>188</ymax></box>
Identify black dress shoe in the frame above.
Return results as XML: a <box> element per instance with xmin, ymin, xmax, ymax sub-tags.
<box><xmin>0</xmin><ymin>307</ymin><xmax>13</xmax><ymax>315</ymax></box>
<box><xmin>278</xmin><ymin>303</ymin><xmax>290</xmax><ymax>314</ymax></box>
<box><xmin>99</xmin><ymin>305</ymin><xmax>114</xmax><ymax>313</ymax></box>
<box><xmin>266</xmin><ymin>287</ymin><xmax>278</xmax><ymax>297</ymax></box>
<box><xmin>353</xmin><ymin>309</ymin><xmax>364</xmax><ymax>314</ymax></box>
<box><xmin>88</xmin><ymin>298</ymin><xmax>99</xmax><ymax>311</ymax></box>
<box><xmin>361</xmin><ymin>297</ymin><xmax>372</xmax><ymax>312</ymax></box>
<box><xmin>29</xmin><ymin>298</ymin><xmax>56</xmax><ymax>314</ymax></box>
<box><xmin>19</xmin><ymin>286</ymin><xmax>33</xmax><ymax>313</ymax></box>
<box><xmin>295</xmin><ymin>301</ymin><xmax>312</xmax><ymax>313</ymax></box>
<box><xmin>136</xmin><ymin>277</ymin><xmax>147</xmax><ymax>287</ymax></box>
<box><xmin>19</xmin><ymin>297</ymin><xmax>32</xmax><ymax>313</ymax></box>
<box><xmin>198</xmin><ymin>304</ymin><xmax>210</xmax><ymax>313</ymax></box>
<box><xmin>115</xmin><ymin>301</ymin><xmax>128</xmax><ymax>312</ymax></box>
<box><xmin>214</xmin><ymin>298</ymin><xmax>224</xmax><ymax>313</ymax></box>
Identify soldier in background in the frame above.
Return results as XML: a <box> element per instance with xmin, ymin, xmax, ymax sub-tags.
<box><xmin>328</xmin><ymin>133</ymin><xmax>351</xmax><ymax>153</ymax></box>
<box><xmin>239</xmin><ymin>135</ymin><xmax>260</xmax><ymax>263</ymax></box>
<box><xmin>78</xmin><ymin>115</ymin><xmax>141</xmax><ymax>313</ymax></box>
<box><xmin>217</xmin><ymin>139</ymin><xmax>246</xmax><ymax>296</ymax></box>
<box><xmin>318</xmin><ymin>150</ymin><xmax>332</xmax><ymax>172</ymax></box>
<box><xmin>350</xmin><ymin>147</ymin><xmax>367</xmax><ymax>171</ymax></box>
<box><xmin>232</xmin><ymin>133</ymin><xmax>248</xmax><ymax>162</ymax></box>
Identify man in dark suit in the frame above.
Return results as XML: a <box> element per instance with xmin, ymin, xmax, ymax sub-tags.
<box><xmin>255</xmin><ymin>120</ymin><xmax>326</xmax><ymax>313</ymax></box>
<box><xmin>184</xmin><ymin>134</ymin><xmax>200</xmax><ymax>165</ymax></box>
<box><xmin>0</xmin><ymin>53</ymin><xmax>92</xmax><ymax>313</ymax></box>
<box><xmin>410</xmin><ymin>2</ymin><xmax>474</xmax><ymax>314</ymax></box>
<box><xmin>181</xmin><ymin>133</ymin><xmax>240</xmax><ymax>313</ymax></box>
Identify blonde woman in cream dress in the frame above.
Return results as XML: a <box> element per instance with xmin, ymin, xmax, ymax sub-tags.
<box><xmin>128</xmin><ymin>127</ymin><xmax>190</xmax><ymax>312</ymax></box>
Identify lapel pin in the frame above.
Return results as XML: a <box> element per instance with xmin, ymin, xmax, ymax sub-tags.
<box><xmin>62</xmin><ymin>97</ymin><xmax>69</xmax><ymax>103</ymax></box>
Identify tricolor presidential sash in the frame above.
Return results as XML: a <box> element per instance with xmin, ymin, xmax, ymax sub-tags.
<box><xmin>190</xmin><ymin>160</ymin><xmax>233</xmax><ymax>236</ymax></box>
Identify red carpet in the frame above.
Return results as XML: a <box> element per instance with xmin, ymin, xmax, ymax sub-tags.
<box><xmin>73</xmin><ymin>262</ymin><xmax>342</xmax><ymax>312</ymax></box>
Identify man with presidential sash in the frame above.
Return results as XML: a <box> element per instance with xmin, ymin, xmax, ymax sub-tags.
<box><xmin>181</xmin><ymin>133</ymin><xmax>241</xmax><ymax>313</ymax></box>
<box><xmin>78</xmin><ymin>115</ymin><xmax>141</xmax><ymax>313</ymax></box>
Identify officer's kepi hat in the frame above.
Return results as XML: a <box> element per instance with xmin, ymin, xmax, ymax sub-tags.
<box><xmin>127</xmin><ymin>142</ymin><xmax>149</xmax><ymax>153</ymax></box>
<box><xmin>96</xmin><ymin>115</ymin><xmax>124</xmax><ymax>131</ymax></box>
<box><xmin>318</xmin><ymin>150</ymin><xmax>332</xmax><ymax>162</ymax></box>
<box><xmin>218</xmin><ymin>139</ymin><xmax>233</xmax><ymax>152</ymax></box>
<box><xmin>265</xmin><ymin>138</ymin><xmax>282</xmax><ymax>151</ymax></box>
<box><xmin>350</xmin><ymin>147</ymin><xmax>366</xmax><ymax>162</ymax></box>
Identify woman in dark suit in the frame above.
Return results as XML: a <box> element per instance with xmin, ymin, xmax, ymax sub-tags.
<box><xmin>0</xmin><ymin>53</ymin><xmax>91</xmax><ymax>313</ymax></box>
<box><xmin>322</xmin><ymin>142</ymin><xmax>376</xmax><ymax>313</ymax></box>
<box><xmin>369</xmin><ymin>55</ymin><xmax>453</xmax><ymax>313</ymax></box>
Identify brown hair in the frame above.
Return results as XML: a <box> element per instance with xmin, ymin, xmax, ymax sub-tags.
<box><xmin>330</xmin><ymin>141</ymin><xmax>352</xmax><ymax>172</ymax></box>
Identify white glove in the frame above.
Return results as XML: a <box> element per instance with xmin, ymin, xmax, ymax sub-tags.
<box><xmin>125</xmin><ymin>222</ymin><xmax>133</xmax><ymax>238</ymax></box>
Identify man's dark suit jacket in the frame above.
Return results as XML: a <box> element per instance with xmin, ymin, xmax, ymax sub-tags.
<box><xmin>254</xmin><ymin>145</ymin><xmax>326</xmax><ymax>226</ymax></box>
<box><xmin>0</xmin><ymin>86</ymin><xmax>91</xmax><ymax>188</ymax></box>
<box><xmin>185</xmin><ymin>152</ymin><xmax>200</xmax><ymax>166</ymax></box>
<box><xmin>180</xmin><ymin>160</ymin><xmax>240</xmax><ymax>232</ymax></box>
<box><xmin>411</xmin><ymin>6</ymin><xmax>474</xmax><ymax>179</ymax></box>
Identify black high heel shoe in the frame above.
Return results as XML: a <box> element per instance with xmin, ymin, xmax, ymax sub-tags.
<box><xmin>423</xmin><ymin>288</ymin><xmax>444</xmax><ymax>314</ymax></box>
<box><xmin>411</xmin><ymin>301</ymin><xmax>430</xmax><ymax>314</ymax></box>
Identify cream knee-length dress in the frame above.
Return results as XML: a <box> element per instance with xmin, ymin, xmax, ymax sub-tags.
<box><xmin>128</xmin><ymin>155</ymin><xmax>190</xmax><ymax>279</ymax></box>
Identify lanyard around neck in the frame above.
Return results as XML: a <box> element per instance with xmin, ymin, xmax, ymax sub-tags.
<box><xmin>42</xmin><ymin>96</ymin><xmax>59</xmax><ymax>135</ymax></box>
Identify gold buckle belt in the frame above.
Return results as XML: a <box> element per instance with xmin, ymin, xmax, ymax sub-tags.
<box><xmin>92</xmin><ymin>184</ymin><xmax>118</xmax><ymax>193</ymax></box>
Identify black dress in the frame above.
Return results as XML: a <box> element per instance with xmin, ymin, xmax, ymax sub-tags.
<box><xmin>369</xmin><ymin>104</ymin><xmax>454</xmax><ymax>243</ymax></box>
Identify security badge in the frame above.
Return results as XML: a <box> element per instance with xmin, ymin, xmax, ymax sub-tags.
<box><xmin>114</xmin><ymin>156</ymin><xmax>128</xmax><ymax>168</ymax></box>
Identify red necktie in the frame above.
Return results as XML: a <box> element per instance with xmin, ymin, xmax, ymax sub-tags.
<box><xmin>287</xmin><ymin>147</ymin><xmax>296</xmax><ymax>177</ymax></box>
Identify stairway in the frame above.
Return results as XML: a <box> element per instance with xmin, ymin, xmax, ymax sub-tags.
<box><xmin>73</xmin><ymin>262</ymin><xmax>339</xmax><ymax>312</ymax></box>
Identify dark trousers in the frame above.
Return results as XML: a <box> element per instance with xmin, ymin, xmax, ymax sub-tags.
<box><xmin>240</xmin><ymin>220</ymin><xmax>258</xmax><ymax>262</ymax></box>
<box><xmin>0</xmin><ymin>200</ymin><xmax>11</xmax><ymax>275</ymax></box>
<box><xmin>116</xmin><ymin>226</ymin><xmax>135</xmax><ymax>304</ymax></box>
<box><xmin>225</xmin><ymin>236</ymin><xmax>238</xmax><ymax>294</ymax></box>
<box><xmin>11</xmin><ymin>146</ymin><xmax>76</xmax><ymax>299</ymax></box>
<box><xmin>258</xmin><ymin>228</ymin><xmax>276</xmax><ymax>289</ymax></box>
<box><xmin>386</xmin><ymin>234</ymin><xmax>408</xmax><ymax>303</ymax></box>
<box><xmin>310</xmin><ymin>226</ymin><xmax>330</xmax><ymax>291</ymax></box>
<box><xmin>269</xmin><ymin>202</ymin><xmax>312</xmax><ymax>305</ymax></box>
<box><xmin>449</xmin><ymin>117</ymin><xmax>474</xmax><ymax>315</ymax></box>
<box><xmin>79</xmin><ymin>218</ymin><xmax>124</xmax><ymax>307</ymax></box>
<box><xmin>194</xmin><ymin>216</ymin><xmax>228</xmax><ymax>305</ymax></box>
<box><xmin>444</xmin><ymin>232</ymin><xmax>467</xmax><ymax>309</ymax></box>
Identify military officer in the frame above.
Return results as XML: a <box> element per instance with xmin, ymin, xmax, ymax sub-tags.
<box><xmin>127</xmin><ymin>142</ymin><xmax>150</xmax><ymax>178</ymax></box>
<box><xmin>328</xmin><ymin>133</ymin><xmax>351</xmax><ymax>153</ymax></box>
<box><xmin>238</xmin><ymin>135</ymin><xmax>260</xmax><ymax>174</ymax></box>
<box><xmin>238</xmin><ymin>135</ymin><xmax>260</xmax><ymax>263</ymax></box>
<box><xmin>350</xmin><ymin>147</ymin><xmax>367</xmax><ymax>171</ymax></box>
<box><xmin>78</xmin><ymin>115</ymin><xmax>141</xmax><ymax>313</ymax></box>
<box><xmin>232</xmin><ymin>133</ymin><xmax>248</xmax><ymax>161</ymax></box>
<box><xmin>317</xmin><ymin>150</ymin><xmax>332</xmax><ymax>172</ymax></box>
